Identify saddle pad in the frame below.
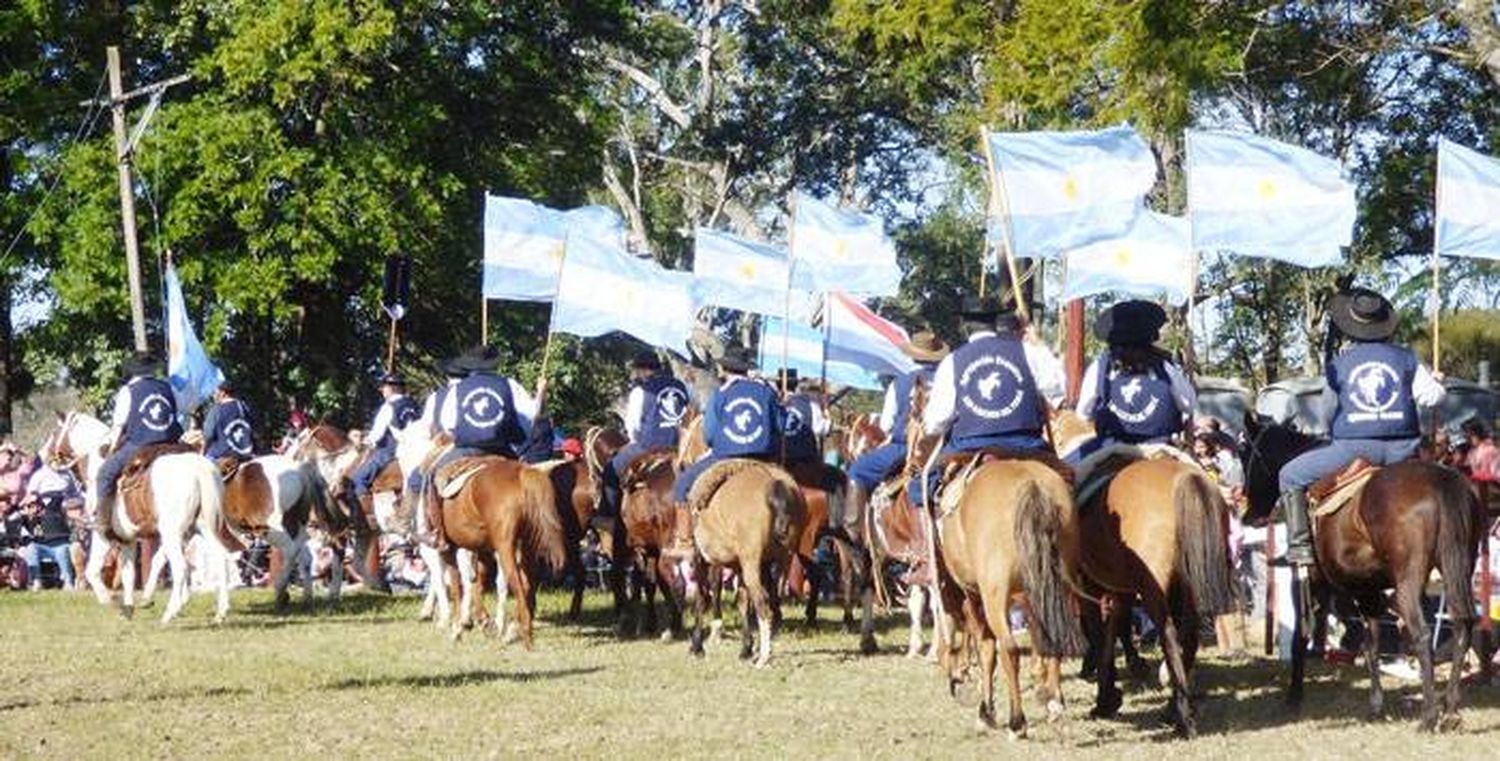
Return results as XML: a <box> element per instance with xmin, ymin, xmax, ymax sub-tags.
<box><xmin>1311</xmin><ymin>467</ymin><xmax>1378</xmax><ymax>519</ymax></box>
<box><xmin>936</xmin><ymin>456</ymin><xmax>985</xmax><ymax>519</ymax></box>
<box><xmin>687</xmin><ymin>458</ymin><xmax>771</xmax><ymax>514</ymax></box>
<box><xmin>435</xmin><ymin>456</ymin><xmax>507</xmax><ymax>499</ymax></box>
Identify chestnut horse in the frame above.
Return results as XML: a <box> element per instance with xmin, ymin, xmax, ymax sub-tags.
<box><xmin>684</xmin><ymin>459</ymin><xmax>809</xmax><ymax>667</ymax></box>
<box><xmin>933</xmin><ymin>457</ymin><xmax>1084</xmax><ymax>739</ymax></box>
<box><xmin>1241</xmin><ymin>416</ymin><xmax>1483</xmax><ymax>732</ymax></box>
<box><xmin>1073</xmin><ymin>446</ymin><xmax>1233</xmax><ymax>737</ymax></box>
<box><xmin>617</xmin><ymin>449</ymin><xmax>689</xmax><ymax>638</ymax></box>
<box><xmin>782</xmin><ymin>458</ymin><xmax>871</xmax><ymax>651</ymax></box>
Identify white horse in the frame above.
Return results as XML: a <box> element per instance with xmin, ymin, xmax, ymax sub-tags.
<box><xmin>392</xmin><ymin>425</ymin><xmax>489</xmax><ymax>636</ymax></box>
<box><xmin>43</xmin><ymin>411</ymin><xmax>232</xmax><ymax>624</ymax></box>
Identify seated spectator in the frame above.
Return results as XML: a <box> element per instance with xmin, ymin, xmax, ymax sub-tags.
<box><xmin>21</xmin><ymin>461</ymin><xmax>80</xmax><ymax>590</ymax></box>
<box><xmin>0</xmin><ymin>441</ymin><xmax>35</xmax><ymax>512</ymax></box>
<box><xmin>1463</xmin><ymin>419</ymin><xmax>1499</xmax><ymax>484</ymax></box>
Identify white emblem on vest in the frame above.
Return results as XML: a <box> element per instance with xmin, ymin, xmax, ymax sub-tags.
<box><xmin>1107</xmin><ymin>373</ymin><xmax>1162</xmax><ymax>425</ymax></box>
<box><xmin>655</xmin><ymin>386</ymin><xmax>689</xmax><ymax>426</ymax></box>
<box><xmin>138</xmin><ymin>393</ymin><xmax>174</xmax><ymax>432</ymax></box>
<box><xmin>461</xmin><ymin>387</ymin><xmax>508</xmax><ymax>429</ymax></box>
<box><xmin>1346</xmin><ymin>361</ymin><xmax>1404</xmax><ymax>422</ymax></box>
<box><xmin>225</xmin><ymin>419</ymin><xmax>253</xmax><ymax>454</ymax></box>
<box><xmin>722</xmin><ymin>397</ymin><xmax>765</xmax><ymax>445</ymax></box>
<box><xmin>786</xmin><ymin>406</ymin><xmax>806</xmax><ymax>435</ymax></box>
<box><xmin>958</xmin><ymin>355</ymin><xmax>1025</xmax><ymax>420</ymax></box>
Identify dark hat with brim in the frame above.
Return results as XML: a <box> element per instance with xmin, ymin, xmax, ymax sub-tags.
<box><xmin>1329</xmin><ymin>287</ymin><xmax>1397</xmax><ymax>342</ymax></box>
<box><xmin>718</xmin><ymin>346</ymin><xmax>755</xmax><ymax>374</ymax></box>
<box><xmin>900</xmin><ymin>331</ymin><xmax>951</xmax><ymax>363</ymax></box>
<box><xmin>438</xmin><ymin>356</ymin><xmax>466</xmax><ymax>379</ymax></box>
<box><xmin>454</xmin><ymin>345</ymin><xmax>501</xmax><ymax>374</ymax></box>
<box><xmin>628</xmin><ymin>351</ymin><xmax>663</xmax><ymax>371</ymax></box>
<box><xmin>123</xmin><ymin>351</ymin><xmax>164</xmax><ymax>377</ymax></box>
<box><xmin>958</xmin><ymin>295</ymin><xmax>1001</xmax><ymax>320</ymax></box>
<box><xmin>378</xmin><ymin>371</ymin><xmax>407</xmax><ymax>387</ymax></box>
<box><xmin>1094</xmin><ymin>300</ymin><xmax>1168</xmax><ymax>346</ymax></box>
<box><xmin>775</xmin><ymin>367</ymin><xmax>799</xmax><ymax>387</ymax></box>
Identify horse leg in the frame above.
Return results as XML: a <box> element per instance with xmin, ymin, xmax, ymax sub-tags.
<box><xmin>801</xmin><ymin>554</ymin><xmax>820</xmax><ymax>630</ymax></box>
<box><xmin>155</xmin><ymin>536</ymin><xmax>189</xmax><ymax>624</ymax></box>
<box><xmin>500</xmin><ymin>545</ymin><xmax>534</xmax><ymax>650</ymax></box>
<box><xmin>750</xmin><ymin>561</ymin><xmax>776</xmax><ymax>668</ymax></box>
<box><xmin>327</xmin><ymin>540</ymin><xmax>345</xmax><ymax>603</ymax></box>
<box><xmin>1147</xmin><ymin>588</ymin><xmax>1196</xmax><ymax>737</ymax></box>
<box><xmin>1091</xmin><ymin>597</ymin><xmax>1125</xmax><ymax>719</ymax></box>
<box><xmin>418</xmin><ymin>544</ymin><xmax>450</xmax><ymax>625</ymax></box>
<box><xmin>140</xmin><ymin>544</ymin><xmax>167</xmax><ymax>608</ymax></box>
<box><xmin>688</xmin><ymin>556</ymin><xmax>709</xmax><ymax>657</ymax></box>
<box><xmin>738</xmin><ymin>568</ymin><xmax>756</xmax><ymax>661</ymax></box>
<box><xmin>567</xmin><ymin>543</ymin><xmax>586</xmax><ymax>622</ymax></box>
<box><xmin>906</xmin><ymin>584</ymin><xmax>927</xmax><ymax>658</ymax></box>
<box><xmin>640</xmin><ymin>550</ymin><xmax>659</xmax><ymax>637</ymax></box>
<box><xmin>975</xmin><ymin>613</ymin><xmax>1000</xmax><ymax>732</ymax></box>
<box><xmin>1394</xmin><ymin>580</ymin><xmax>1439</xmax><ymax>732</ymax></box>
<box><xmin>978</xmin><ymin>591</ymin><xmax>1025</xmax><ymax>739</ymax></box>
<box><xmin>442</xmin><ymin>547</ymin><xmax>465</xmax><ymax>642</ymax></box>
<box><xmin>655</xmin><ymin>555</ymin><xmax>683</xmax><ymax>640</ymax></box>
<box><xmin>118</xmin><ymin>539</ymin><xmax>138</xmax><ymax>618</ymax></box>
<box><xmin>1443</xmin><ymin>589</ymin><xmax>1473</xmax><ymax>731</ymax></box>
<box><xmin>709</xmin><ymin>564</ymin><xmax>725</xmax><ymax>644</ymax></box>
<box><xmin>1359</xmin><ymin>607</ymin><xmax>1386</xmax><ymax>720</ymax></box>
<box><xmin>85</xmin><ymin>528</ymin><xmax>113</xmax><ymax>605</ymax></box>
<box><xmin>293</xmin><ymin>530</ymin><xmax>313</xmax><ymax>605</ymax></box>
<box><xmin>837</xmin><ymin>540</ymin><xmax>857</xmax><ymax>634</ymax></box>
<box><xmin>268</xmin><ymin>530</ymin><xmax>298</xmax><ymax>613</ymax></box>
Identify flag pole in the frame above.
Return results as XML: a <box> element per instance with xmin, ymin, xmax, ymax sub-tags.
<box><xmin>537</xmin><ymin>236</ymin><xmax>571</xmax><ymax>401</ymax></box>
<box><xmin>1184</xmin><ymin>134</ymin><xmax>1200</xmax><ymax>376</ymax></box>
<box><xmin>782</xmin><ymin>193</ymin><xmax>798</xmax><ymax>396</ymax></box>
<box><xmin>1432</xmin><ymin>148</ymin><xmax>1444</xmax><ymax>374</ymax></box>
<box><xmin>480</xmin><ymin>297</ymin><xmax>489</xmax><ymax>345</ymax></box>
<box><xmin>385</xmin><ymin>314</ymin><xmax>398</xmax><ymax>370</ymax></box>
<box><xmin>981</xmin><ymin>125</ymin><xmax>1031</xmax><ymax>321</ymax></box>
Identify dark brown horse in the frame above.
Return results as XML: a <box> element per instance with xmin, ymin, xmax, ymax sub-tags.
<box><xmin>781</xmin><ymin>459</ymin><xmax>874</xmax><ymax>651</ymax></box>
<box><xmin>1242</xmin><ymin>416</ymin><xmax>1485</xmax><ymax>732</ymax></box>
<box><xmin>1073</xmin><ymin>447</ymin><xmax>1233</xmax><ymax>737</ymax></box>
<box><xmin>618</xmin><ymin>448</ymin><xmax>690</xmax><ymax>638</ymax></box>
<box><xmin>539</xmin><ymin>456</ymin><xmax>617</xmax><ymax>620</ymax></box>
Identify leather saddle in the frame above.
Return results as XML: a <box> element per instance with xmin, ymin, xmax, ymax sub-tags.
<box><xmin>434</xmin><ymin>455</ymin><xmax>509</xmax><ymax>499</ymax></box>
<box><xmin>1309</xmin><ymin>457</ymin><xmax>1378</xmax><ymax>518</ymax></box>
<box><xmin>621</xmin><ymin>448</ymin><xmax>675</xmax><ymax>491</ymax></box>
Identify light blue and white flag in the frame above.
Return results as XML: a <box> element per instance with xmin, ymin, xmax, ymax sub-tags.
<box><xmin>1186</xmin><ymin>130</ymin><xmax>1355</xmax><ymax>267</ymax></box>
<box><xmin>1437</xmin><ymin>139</ymin><xmax>1500</xmax><ymax>260</ymax></box>
<box><xmin>758</xmin><ymin>316</ymin><xmax>883</xmax><ymax>391</ymax></box>
<box><xmin>552</xmin><ymin>225</ymin><xmax>696</xmax><ymax>353</ymax></box>
<box><xmin>482</xmin><ymin>195</ymin><xmax>625</xmax><ymax>301</ymax></box>
<box><xmin>164</xmin><ymin>264</ymin><xmax>224</xmax><ymax>412</ymax></box>
<box><xmin>1062</xmin><ymin>211</ymin><xmax>1193</xmax><ymax>305</ymax></box>
<box><xmin>985</xmin><ymin>125</ymin><xmax>1158</xmax><ymax>258</ymax></box>
<box><xmin>692</xmin><ymin>228</ymin><xmax>817</xmax><ymax>317</ymax></box>
<box><xmin>789</xmin><ymin>191</ymin><xmax>901</xmax><ymax>297</ymax></box>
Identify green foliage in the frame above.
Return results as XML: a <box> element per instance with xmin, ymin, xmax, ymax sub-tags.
<box><xmin>1414</xmin><ymin>309</ymin><xmax>1500</xmax><ymax>381</ymax></box>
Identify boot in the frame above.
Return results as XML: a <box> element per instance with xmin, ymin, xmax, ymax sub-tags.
<box><xmin>591</xmin><ymin>477</ymin><xmax>621</xmax><ymax>534</ymax></box>
<box><xmin>1281</xmin><ymin>489</ymin><xmax>1314</xmax><ymax>567</ymax></box>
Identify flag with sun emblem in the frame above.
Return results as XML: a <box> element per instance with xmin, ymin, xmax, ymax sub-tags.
<box><xmin>788</xmin><ymin>191</ymin><xmax>901</xmax><ymax>297</ymax></box>
<box><xmin>985</xmin><ymin>125</ymin><xmax>1158</xmax><ymax>258</ymax></box>
<box><xmin>552</xmin><ymin>224</ymin><xmax>697</xmax><ymax>353</ymax></box>
<box><xmin>1061</xmin><ymin>211</ymin><xmax>1193</xmax><ymax>304</ymax></box>
<box><xmin>692</xmin><ymin>228</ymin><xmax>816</xmax><ymax>317</ymax></box>
<box><xmin>482</xmin><ymin>195</ymin><xmax>625</xmax><ymax>301</ymax></box>
<box><xmin>1186</xmin><ymin>131</ymin><xmax>1355</xmax><ymax>267</ymax></box>
<box><xmin>164</xmin><ymin>264</ymin><xmax>223</xmax><ymax>413</ymax></box>
<box><xmin>1436</xmin><ymin>139</ymin><xmax>1500</xmax><ymax>261</ymax></box>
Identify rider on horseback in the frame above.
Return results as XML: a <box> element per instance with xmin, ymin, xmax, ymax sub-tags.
<box><xmin>94</xmin><ymin>352</ymin><xmax>184</xmax><ymax>508</ymax></box>
<box><xmin>1278</xmin><ymin>287</ymin><xmax>1446</xmax><ymax>566</ymax></box>
<box><xmin>1070</xmin><ymin>300</ymin><xmax>1196</xmax><ymax>463</ymax></box>
<box><xmin>403</xmin><ymin>356</ymin><xmax>465</xmax><ymax>498</ymax></box>
<box><xmin>344</xmin><ymin>372</ymin><xmax>420</xmax><ymax>524</ymax></box>
<box><xmin>777</xmin><ymin>369</ymin><xmax>828</xmax><ymax>464</ymax></box>
<box><xmin>914</xmin><ymin>295</ymin><xmax>1064</xmax><ymax>506</ymax></box>
<box><xmin>671</xmin><ymin>346</ymin><xmax>784</xmax><ymax>503</ymax></box>
<box><xmin>202</xmin><ymin>382</ymin><xmax>255</xmax><ymax>463</ymax></box>
<box><xmin>597</xmin><ymin>350</ymin><xmax>690</xmax><ymax>526</ymax></box>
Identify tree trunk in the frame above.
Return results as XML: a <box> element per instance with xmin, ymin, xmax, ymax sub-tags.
<box><xmin>0</xmin><ymin>145</ymin><xmax>14</xmax><ymax>437</ymax></box>
<box><xmin>1457</xmin><ymin>0</ymin><xmax>1500</xmax><ymax>88</ymax></box>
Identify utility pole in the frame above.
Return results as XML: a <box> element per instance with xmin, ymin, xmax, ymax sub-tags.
<box><xmin>98</xmin><ymin>46</ymin><xmax>189</xmax><ymax>351</ymax></box>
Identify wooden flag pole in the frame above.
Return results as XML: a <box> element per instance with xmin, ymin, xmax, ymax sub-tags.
<box><xmin>980</xmin><ymin>125</ymin><xmax>1031</xmax><ymax>322</ymax></box>
<box><xmin>1184</xmin><ymin>134</ymin><xmax>1201</xmax><ymax>377</ymax></box>
<box><xmin>480</xmin><ymin>297</ymin><xmax>489</xmax><ymax>345</ymax></box>
<box><xmin>1432</xmin><ymin>147</ymin><xmax>1445</xmax><ymax>374</ymax></box>
<box><xmin>781</xmin><ymin>193</ymin><xmax>799</xmax><ymax>396</ymax></box>
<box><xmin>385</xmin><ymin>313</ymin><xmax>398</xmax><ymax>370</ymax></box>
<box><xmin>536</xmin><ymin>234</ymin><xmax>572</xmax><ymax>404</ymax></box>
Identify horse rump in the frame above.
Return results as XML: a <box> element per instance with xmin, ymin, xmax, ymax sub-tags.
<box><xmin>1172</xmin><ymin>468</ymin><xmax>1234</xmax><ymax>617</ymax></box>
<box><xmin>1013</xmin><ymin>480</ymin><xmax>1085</xmax><ymax>657</ymax></box>
<box><xmin>519</xmin><ymin>465</ymin><xmax>568</xmax><ymax>573</ymax></box>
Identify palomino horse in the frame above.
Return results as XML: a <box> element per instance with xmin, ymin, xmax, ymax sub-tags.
<box><xmin>684</xmin><ymin>459</ymin><xmax>809</xmax><ymax>667</ymax></box>
<box><xmin>42</xmin><ymin>412</ymin><xmax>233</xmax><ymax>624</ymax></box>
<box><xmin>1241</xmin><ymin>416</ymin><xmax>1483</xmax><ymax>732</ymax></box>
<box><xmin>1072</xmin><ymin>446</ymin><xmax>1233</xmax><ymax>737</ymax></box>
<box><xmin>934</xmin><ymin>456</ymin><xmax>1084</xmax><ymax>740</ymax></box>
<box><xmin>289</xmin><ymin>424</ymin><xmax>392</xmax><ymax>593</ymax></box>
<box><xmin>392</xmin><ymin>426</ymin><xmax>567</xmax><ymax>648</ymax></box>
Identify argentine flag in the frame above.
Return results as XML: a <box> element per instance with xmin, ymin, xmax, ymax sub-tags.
<box><xmin>758</xmin><ymin>316</ymin><xmax>883</xmax><ymax>391</ymax></box>
<box><xmin>482</xmin><ymin>195</ymin><xmax>625</xmax><ymax>301</ymax></box>
<box><xmin>1186</xmin><ymin>131</ymin><xmax>1355</xmax><ymax>267</ymax></box>
<box><xmin>1436</xmin><ymin>139</ymin><xmax>1500</xmax><ymax>260</ymax></box>
<box><xmin>552</xmin><ymin>225</ymin><xmax>697</xmax><ymax>353</ymax></box>
<box><xmin>164</xmin><ymin>264</ymin><xmax>224</xmax><ymax>412</ymax></box>
<box><xmin>789</xmin><ymin>191</ymin><xmax>901</xmax><ymax>297</ymax></box>
<box><xmin>1062</xmin><ymin>211</ymin><xmax>1193</xmax><ymax>305</ymax></box>
<box><xmin>692</xmin><ymin>228</ymin><xmax>817</xmax><ymax>317</ymax></box>
<box><xmin>985</xmin><ymin>126</ymin><xmax>1158</xmax><ymax>258</ymax></box>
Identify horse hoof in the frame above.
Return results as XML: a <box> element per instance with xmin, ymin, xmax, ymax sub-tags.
<box><xmin>905</xmin><ymin>647</ymin><xmax>921</xmax><ymax>659</ymax></box>
<box><xmin>660</xmin><ymin>629</ymin><xmax>674</xmax><ymax>643</ymax></box>
<box><xmin>859</xmin><ymin>634</ymin><xmax>878</xmax><ymax>656</ymax></box>
<box><xmin>138</xmin><ymin>597</ymin><xmax>155</xmax><ymax>609</ymax></box>
<box><xmin>1439</xmin><ymin>712</ymin><xmax>1463</xmax><ymax>733</ymax></box>
<box><xmin>118</xmin><ymin>605</ymin><xmax>134</xmax><ymax>621</ymax></box>
<box><xmin>752</xmin><ymin>657</ymin><xmax>771</xmax><ymax>669</ymax></box>
<box><xmin>416</xmin><ymin>611</ymin><xmax>433</xmax><ymax>622</ymax></box>
<box><xmin>1046</xmin><ymin>700</ymin><xmax>1065</xmax><ymax>722</ymax></box>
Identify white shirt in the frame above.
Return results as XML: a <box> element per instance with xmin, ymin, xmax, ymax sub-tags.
<box><xmin>877</xmin><ymin>382</ymin><xmax>899</xmax><ymax>435</ymax></box>
<box><xmin>418</xmin><ymin>380</ymin><xmax>459</xmax><ymax>435</ymax></box>
<box><xmin>439</xmin><ymin>378</ymin><xmax>538</xmax><ymax>436</ymax></box>
<box><xmin>923</xmin><ymin>331</ymin><xmax>1067</xmax><ymax>437</ymax></box>
<box><xmin>1413</xmin><ymin>364</ymin><xmax>1447</xmax><ymax>407</ymax></box>
<box><xmin>27</xmin><ymin>465</ymin><xmax>77</xmax><ymax>497</ymax></box>
<box><xmin>1076</xmin><ymin>353</ymin><xmax>1197</xmax><ymax>425</ymax></box>
<box><xmin>624</xmin><ymin>386</ymin><xmax>646</xmax><ymax>441</ymax></box>
<box><xmin>808</xmin><ymin>398</ymin><xmax>830</xmax><ymax>437</ymax></box>
<box><xmin>366</xmin><ymin>393</ymin><xmax>408</xmax><ymax>445</ymax></box>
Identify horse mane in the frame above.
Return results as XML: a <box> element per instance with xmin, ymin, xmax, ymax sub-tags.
<box><xmin>308</xmin><ymin>424</ymin><xmax>350</xmax><ymax>452</ymax></box>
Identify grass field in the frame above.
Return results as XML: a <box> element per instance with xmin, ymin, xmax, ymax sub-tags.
<box><xmin>1</xmin><ymin>587</ymin><xmax>1497</xmax><ymax>760</ymax></box>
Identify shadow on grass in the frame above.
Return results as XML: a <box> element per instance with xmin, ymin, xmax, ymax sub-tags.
<box><xmin>323</xmin><ymin>666</ymin><xmax>603</xmax><ymax>691</ymax></box>
<box><xmin>0</xmin><ymin>685</ymin><xmax>250</xmax><ymax>713</ymax></box>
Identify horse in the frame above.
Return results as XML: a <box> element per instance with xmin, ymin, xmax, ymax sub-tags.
<box><xmin>1072</xmin><ymin>445</ymin><xmax>1234</xmax><ymax>737</ymax></box>
<box><xmin>781</xmin><ymin>457</ymin><xmax>872</xmax><ymax>651</ymax></box>
<box><xmin>42</xmin><ymin>411</ymin><xmax>233</xmax><ymax>624</ymax></box>
<box><xmin>288</xmin><ymin>424</ymin><xmax>393</xmax><ymax>593</ymax></box>
<box><xmin>931</xmin><ymin>454</ymin><xmax>1084</xmax><ymax>740</ymax></box>
<box><xmin>535</xmin><ymin>455</ymin><xmax>608</xmax><ymax>621</ymax></box>
<box><xmin>616</xmin><ymin>447</ymin><xmax>689</xmax><ymax>638</ymax></box>
<box><xmin>1241</xmin><ymin>415</ymin><xmax>1484</xmax><ymax>732</ymax></box>
<box><xmin>840</xmin><ymin>413</ymin><xmax>885</xmax><ymax>464</ymax></box>
<box><xmin>683</xmin><ymin>459</ymin><xmax>809</xmax><ymax>667</ymax></box>
<box><xmin>391</xmin><ymin>426</ymin><xmax>567</xmax><ymax>648</ymax></box>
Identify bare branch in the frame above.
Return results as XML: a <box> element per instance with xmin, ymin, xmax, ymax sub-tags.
<box><xmin>603</xmin><ymin>56</ymin><xmax>692</xmax><ymax>129</ymax></box>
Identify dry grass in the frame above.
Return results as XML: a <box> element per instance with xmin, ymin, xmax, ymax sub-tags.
<box><xmin>1</xmin><ymin>587</ymin><xmax>1498</xmax><ymax>759</ymax></box>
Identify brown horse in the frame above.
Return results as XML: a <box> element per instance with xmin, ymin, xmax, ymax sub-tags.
<box><xmin>1073</xmin><ymin>446</ymin><xmax>1233</xmax><ymax>737</ymax></box>
<box><xmin>782</xmin><ymin>459</ymin><xmax>870</xmax><ymax>649</ymax></box>
<box><xmin>840</xmin><ymin>413</ymin><xmax>886</xmax><ymax>464</ymax></box>
<box><xmin>618</xmin><ymin>449</ymin><xmax>690</xmax><ymax>638</ymax></box>
<box><xmin>537</xmin><ymin>456</ymin><xmax>611</xmax><ymax>620</ymax></box>
<box><xmin>1241</xmin><ymin>416</ymin><xmax>1484</xmax><ymax>732</ymax></box>
<box><xmin>685</xmin><ymin>459</ymin><xmax>809</xmax><ymax>667</ymax></box>
<box><xmin>288</xmin><ymin>424</ymin><xmax>387</xmax><ymax>592</ymax></box>
<box><xmin>935</xmin><ymin>457</ymin><xmax>1084</xmax><ymax>739</ymax></box>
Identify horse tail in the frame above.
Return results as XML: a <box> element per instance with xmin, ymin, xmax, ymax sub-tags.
<box><xmin>1014</xmin><ymin>478</ymin><xmax>1085</xmax><ymax>657</ymax></box>
<box><xmin>520</xmin><ymin>466</ymin><xmax>568</xmax><ymax>573</ymax></box>
<box><xmin>1436</xmin><ymin>469</ymin><xmax>1480</xmax><ymax>629</ymax></box>
<box><xmin>300</xmin><ymin>462</ymin><xmax>337</xmax><ymax>533</ymax></box>
<box><xmin>1173</xmin><ymin>468</ymin><xmax>1234</xmax><ymax>617</ymax></box>
<box><xmin>193</xmin><ymin>457</ymin><xmax>235</xmax><ymax>551</ymax></box>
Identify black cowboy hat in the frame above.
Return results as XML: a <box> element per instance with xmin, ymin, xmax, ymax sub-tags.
<box><xmin>627</xmin><ymin>350</ymin><xmax>662</xmax><ymax>371</ymax></box>
<box><xmin>454</xmin><ymin>344</ymin><xmax>501</xmax><ymax>374</ymax></box>
<box><xmin>1328</xmin><ymin>287</ymin><xmax>1397</xmax><ymax>342</ymax></box>
<box><xmin>900</xmin><ymin>331</ymin><xmax>951</xmax><ymax>363</ymax></box>
<box><xmin>1094</xmin><ymin>300</ymin><xmax>1168</xmax><ymax>346</ymax></box>
<box><xmin>378</xmin><ymin>371</ymin><xmax>407</xmax><ymax>387</ymax></box>
<box><xmin>718</xmin><ymin>346</ymin><xmax>755</xmax><ymax>375</ymax></box>
<box><xmin>122</xmin><ymin>351</ymin><xmax>164</xmax><ymax>378</ymax></box>
<box><xmin>957</xmin><ymin>295</ymin><xmax>1001</xmax><ymax>320</ymax></box>
<box><xmin>438</xmin><ymin>355</ymin><xmax>466</xmax><ymax>379</ymax></box>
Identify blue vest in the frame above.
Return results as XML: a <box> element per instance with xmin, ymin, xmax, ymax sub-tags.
<box><xmin>450</xmin><ymin>373</ymin><xmax>526</xmax><ymax>453</ymax></box>
<box><xmin>890</xmin><ymin>367</ymin><xmax>933</xmax><ymax>444</ymax></box>
<box><xmin>637</xmin><ymin>374</ymin><xmax>690</xmax><ymax>449</ymax></box>
<box><xmin>122</xmin><ymin>377</ymin><xmax>183</xmax><ymax>446</ymax></box>
<box><xmin>948</xmin><ymin>335</ymin><xmax>1044</xmax><ymax>448</ymax></box>
<box><xmin>1330</xmin><ymin>342</ymin><xmax>1420</xmax><ymax>440</ymax></box>
<box><xmin>1091</xmin><ymin>352</ymin><xmax>1182</xmax><ymax>442</ymax></box>
<box><xmin>708</xmin><ymin>379</ymin><xmax>781</xmax><ymax>458</ymax></box>
<box><xmin>783</xmin><ymin>393</ymin><xmax>819</xmax><ymax>461</ymax></box>
<box><xmin>374</xmin><ymin>396</ymin><xmax>420</xmax><ymax>450</ymax></box>
<box><xmin>207</xmin><ymin>399</ymin><xmax>254</xmax><ymax>458</ymax></box>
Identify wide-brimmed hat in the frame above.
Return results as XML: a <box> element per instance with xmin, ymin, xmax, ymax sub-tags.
<box><xmin>438</xmin><ymin>356</ymin><xmax>466</xmax><ymax>379</ymax></box>
<box><xmin>122</xmin><ymin>351</ymin><xmax>163</xmax><ymax>378</ymax></box>
<box><xmin>900</xmin><ymin>331</ymin><xmax>951</xmax><ymax>363</ymax></box>
<box><xmin>454</xmin><ymin>345</ymin><xmax>501</xmax><ymax>374</ymax></box>
<box><xmin>378</xmin><ymin>371</ymin><xmax>407</xmax><ymax>387</ymax></box>
<box><xmin>718</xmin><ymin>346</ymin><xmax>755</xmax><ymax>374</ymax></box>
<box><xmin>1094</xmin><ymin>300</ymin><xmax>1168</xmax><ymax>346</ymax></box>
<box><xmin>957</xmin><ymin>295</ymin><xmax>1001</xmax><ymax>320</ymax></box>
<box><xmin>1328</xmin><ymin>287</ymin><xmax>1397</xmax><ymax>342</ymax></box>
<box><xmin>628</xmin><ymin>351</ymin><xmax>662</xmax><ymax>372</ymax></box>
<box><xmin>775</xmin><ymin>367</ymin><xmax>799</xmax><ymax>388</ymax></box>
